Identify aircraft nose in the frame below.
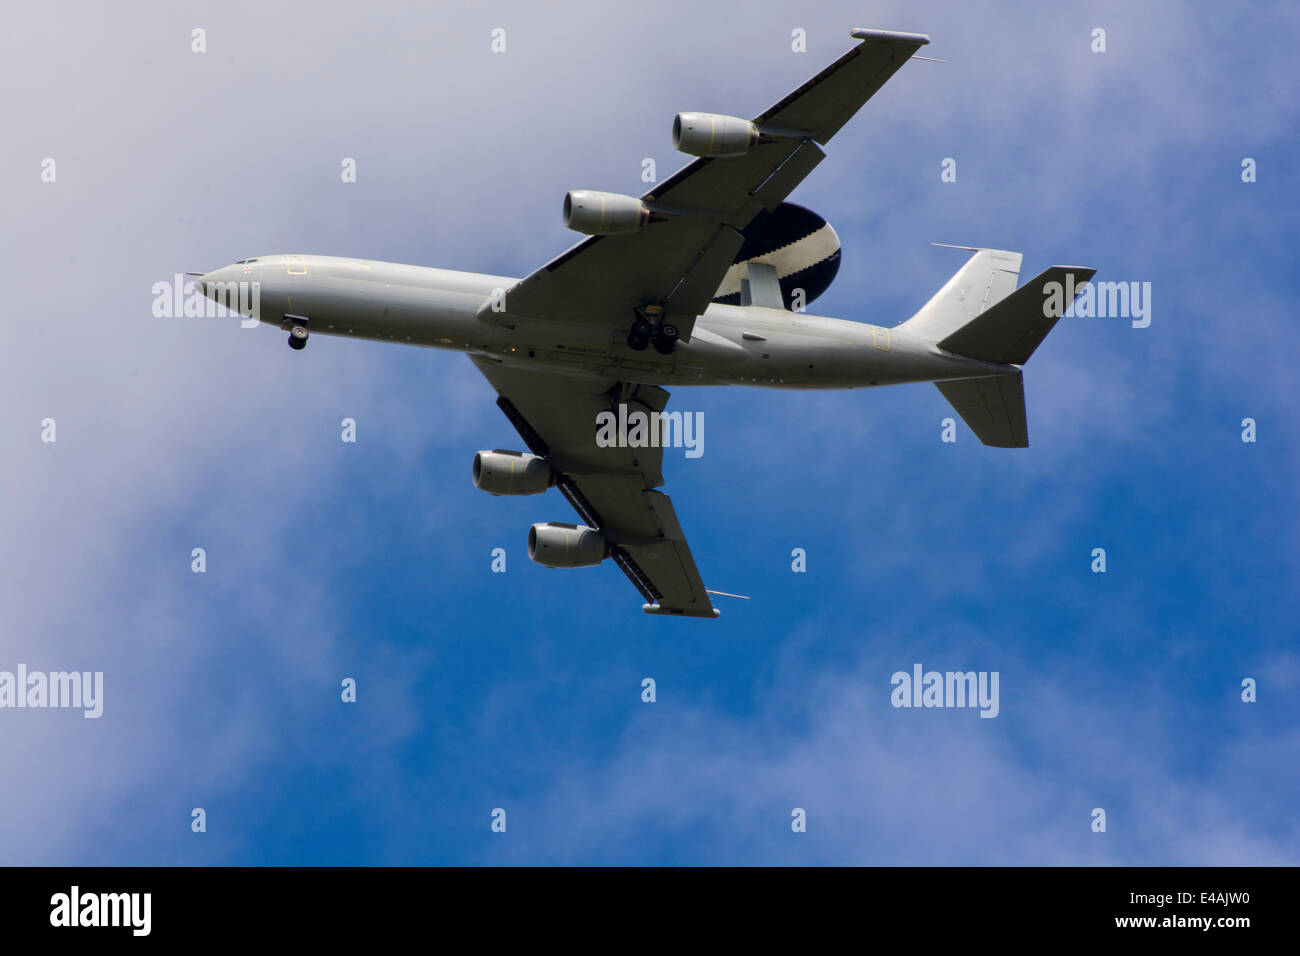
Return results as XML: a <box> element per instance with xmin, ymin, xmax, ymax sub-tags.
<box><xmin>194</xmin><ymin>265</ymin><xmax>238</xmax><ymax>298</ymax></box>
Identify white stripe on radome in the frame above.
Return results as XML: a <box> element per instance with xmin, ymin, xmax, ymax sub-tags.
<box><xmin>713</xmin><ymin>221</ymin><xmax>841</xmax><ymax>299</ymax></box>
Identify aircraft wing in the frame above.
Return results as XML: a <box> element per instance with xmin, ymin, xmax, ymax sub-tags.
<box><xmin>489</xmin><ymin>29</ymin><xmax>930</xmax><ymax>338</ymax></box>
<box><xmin>471</xmin><ymin>356</ymin><xmax>718</xmax><ymax>618</ymax></box>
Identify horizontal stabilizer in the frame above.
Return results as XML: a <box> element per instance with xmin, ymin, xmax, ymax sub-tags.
<box><xmin>936</xmin><ymin>372</ymin><xmax>1028</xmax><ymax>448</ymax></box>
<box><xmin>937</xmin><ymin>266</ymin><xmax>1097</xmax><ymax>365</ymax></box>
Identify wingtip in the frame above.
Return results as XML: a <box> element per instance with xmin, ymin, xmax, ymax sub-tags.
<box><xmin>850</xmin><ymin>28</ymin><xmax>931</xmax><ymax>46</ymax></box>
<box><xmin>642</xmin><ymin>603</ymin><xmax>722</xmax><ymax>619</ymax></box>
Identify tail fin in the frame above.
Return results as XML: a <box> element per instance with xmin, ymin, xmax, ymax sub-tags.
<box><xmin>902</xmin><ymin>246</ymin><xmax>1023</xmax><ymax>343</ymax></box>
<box><xmin>906</xmin><ymin>247</ymin><xmax>1097</xmax><ymax>448</ymax></box>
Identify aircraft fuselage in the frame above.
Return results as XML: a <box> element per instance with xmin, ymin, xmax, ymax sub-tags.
<box><xmin>198</xmin><ymin>254</ymin><xmax>1007</xmax><ymax>389</ymax></box>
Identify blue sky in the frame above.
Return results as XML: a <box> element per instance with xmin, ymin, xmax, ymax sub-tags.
<box><xmin>1</xmin><ymin>0</ymin><xmax>1297</xmax><ymax>864</ymax></box>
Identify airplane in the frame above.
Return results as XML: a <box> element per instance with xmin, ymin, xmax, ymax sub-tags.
<box><xmin>197</xmin><ymin>28</ymin><xmax>1095</xmax><ymax>620</ymax></box>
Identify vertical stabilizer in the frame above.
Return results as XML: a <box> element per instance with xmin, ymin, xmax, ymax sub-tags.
<box><xmin>902</xmin><ymin>247</ymin><xmax>1022</xmax><ymax>343</ymax></box>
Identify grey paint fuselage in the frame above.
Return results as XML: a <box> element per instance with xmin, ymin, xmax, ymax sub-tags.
<box><xmin>200</xmin><ymin>253</ymin><xmax>1008</xmax><ymax>388</ymax></box>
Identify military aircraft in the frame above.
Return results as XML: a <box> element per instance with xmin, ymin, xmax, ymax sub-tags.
<box><xmin>197</xmin><ymin>28</ymin><xmax>1094</xmax><ymax>619</ymax></box>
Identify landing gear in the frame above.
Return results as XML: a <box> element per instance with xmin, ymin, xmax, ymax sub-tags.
<box><xmin>626</xmin><ymin>310</ymin><xmax>679</xmax><ymax>354</ymax></box>
<box><xmin>283</xmin><ymin>313</ymin><xmax>311</xmax><ymax>351</ymax></box>
<box><xmin>653</xmin><ymin>322</ymin><xmax>679</xmax><ymax>355</ymax></box>
<box><xmin>626</xmin><ymin>319</ymin><xmax>653</xmax><ymax>351</ymax></box>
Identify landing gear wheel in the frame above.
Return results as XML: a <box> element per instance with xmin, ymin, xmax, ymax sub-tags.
<box><xmin>626</xmin><ymin>329</ymin><xmax>651</xmax><ymax>351</ymax></box>
<box><xmin>288</xmin><ymin>325</ymin><xmax>309</xmax><ymax>350</ymax></box>
<box><xmin>650</xmin><ymin>322</ymin><xmax>679</xmax><ymax>355</ymax></box>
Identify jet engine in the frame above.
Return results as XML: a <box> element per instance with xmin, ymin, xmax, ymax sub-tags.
<box><xmin>472</xmin><ymin>450</ymin><xmax>551</xmax><ymax>496</ymax></box>
<box><xmin>527</xmin><ymin>522</ymin><xmax>607</xmax><ymax>568</ymax></box>
<box><xmin>563</xmin><ymin>190</ymin><xmax>658</xmax><ymax>235</ymax></box>
<box><xmin>673</xmin><ymin>112</ymin><xmax>765</xmax><ymax>157</ymax></box>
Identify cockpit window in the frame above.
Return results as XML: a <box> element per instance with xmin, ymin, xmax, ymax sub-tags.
<box><xmin>234</xmin><ymin>258</ymin><xmax>259</xmax><ymax>264</ymax></box>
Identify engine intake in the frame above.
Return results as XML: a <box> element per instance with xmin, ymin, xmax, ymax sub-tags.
<box><xmin>563</xmin><ymin>190</ymin><xmax>656</xmax><ymax>235</ymax></box>
<box><xmin>528</xmin><ymin>522</ymin><xmax>607</xmax><ymax>568</ymax></box>
<box><xmin>673</xmin><ymin>112</ymin><xmax>764</xmax><ymax>157</ymax></box>
<box><xmin>473</xmin><ymin>450</ymin><xmax>551</xmax><ymax>496</ymax></box>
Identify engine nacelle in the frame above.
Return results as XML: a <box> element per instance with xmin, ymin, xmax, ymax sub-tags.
<box><xmin>563</xmin><ymin>190</ymin><xmax>655</xmax><ymax>235</ymax></box>
<box><xmin>528</xmin><ymin>522</ymin><xmax>607</xmax><ymax>568</ymax></box>
<box><xmin>673</xmin><ymin>112</ymin><xmax>763</xmax><ymax>157</ymax></box>
<box><xmin>473</xmin><ymin>450</ymin><xmax>551</xmax><ymax>496</ymax></box>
